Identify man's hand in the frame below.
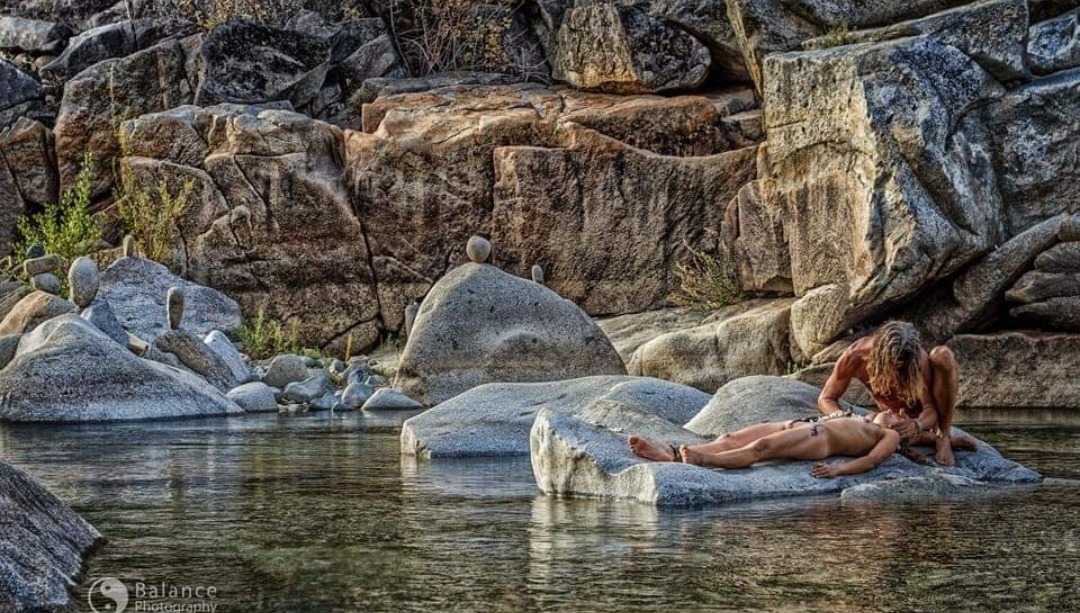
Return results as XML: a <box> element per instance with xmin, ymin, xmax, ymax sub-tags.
<box><xmin>810</xmin><ymin>462</ymin><xmax>840</xmax><ymax>479</ymax></box>
<box><xmin>890</xmin><ymin>418</ymin><xmax>918</xmax><ymax>440</ymax></box>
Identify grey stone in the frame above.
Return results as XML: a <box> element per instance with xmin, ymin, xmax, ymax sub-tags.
<box><xmin>1028</xmin><ymin>8</ymin><xmax>1080</xmax><ymax>74</ymax></box>
<box><xmin>1036</xmin><ymin>241</ymin><xmax>1080</xmax><ymax>272</ymax></box>
<box><xmin>342</xmin><ymin>362</ymin><xmax>372</xmax><ymax>387</ymax></box>
<box><xmin>1006</xmin><ymin>271</ymin><xmax>1080</xmax><ymax>304</ymax></box>
<box><xmin>0</xmin><ymin>315</ymin><xmax>243</xmax><ymax>421</ymax></box>
<box><xmin>1010</xmin><ymin>297</ymin><xmax>1080</xmax><ymax>330</ymax></box>
<box><xmin>309</xmin><ymin>391</ymin><xmax>342</xmax><ymax>411</ymax></box>
<box><xmin>395</xmin><ymin>263</ymin><xmax>626</xmax><ymax>406</ymax></box>
<box><xmin>0</xmin><ymin>334</ymin><xmax>21</xmax><ymax>370</ymax></box>
<box><xmin>0</xmin><ymin>291</ymin><xmax>77</xmax><ymax>336</ymax></box>
<box><xmin>341</xmin><ymin>382</ymin><xmax>374</xmax><ymax>409</ymax></box>
<box><xmin>203</xmin><ymin>330</ymin><xmax>251</xmax><ymax>384</ymax></box>
<box><xmin>153</xmin><ymin>329</ymin><xmax>241</xmax><ymax>392</ymax></box>
<box><xmin>465</xmin><ymin>235</ymin><xmax>491</xmax><ymax>263</ymax></box>
<box><xmin>684</xmin><ymin>376</ymin><xmax>854</xmax><ymax>437</ymax></box>
<box><xmin>949</xmin><ymin>332</ymin><xmax>1080</xmax><ymax>408</ymax></box>
<box><xmin>282</xmin><ymin>370</ymin><xmax>334</xmax><ymax>404</ymax></box>
<box><xmin>553</xmin><ymin>4</ymin><xmax>711</xmax><ymax>94</ymax></box>
<box><xmin>0</xmin><ymin>60</ymin><xmax>43</xmax><ymax>131</ymax></box>
<box><xmin>0</xmin><ymin>281</ymin><xmax>30</xmax><ymax>323</ymax></box>
<box><xmin>530</xmin><ymin>402</ymin><xmax>1040</xmax><ymax>507</ymax></box>
<box><xmin>0</xmin><ymin>16</ymin><xmax>71</xmax><ymax>53</ymax></box>
<box><xmin>352</xmin><ymin>71</ymin><xmax>519</xmax><ymax>105</ymax></box>
<box><xmin>41</xmin><ymin>18</ymin><xmax>198</xmax><ymax>82</ymax></box>
<box><xmin>80</xmin><ymin>299</ymin><xmax>127</xmax><ymax>346</ymax></box>
<box><xmin>0</xmin><ymin>118</ymin><xmax>57</xmax><ymax>235</ymax></box>
<box><xmin>531</xmin><ymin>264</ymin><xmax>544</xmax><ymax>284</ymax></box>
<box><xmin>263</xmin><ymin>354</ymin><xmax>310</xmax><ymax>389</ymax></box>
<box><xmin>364</xmin><ymin>374</ymin><xmax>388</xmax><ymax>388</ymax></box>
<box><xmin>226</xmin><ymin>381</ymin><xmax>279</xmax><ymax>412</ymax></box>
<box><xmin>25</xmin><ymin>244</ymin><xmax>45</xmax><ymax>259</ymax></box>
<box><xmin>0</xmin><ymin>460</ymin><xmax>102</xmax><ymax>612</ymax></box>
<box><xmin>362</xmin><ymin>387</ymin><xmax>423</xmax><ymax>411</ymax></box>
<box><xmin>122</xmin><ymin>234</ymin><xmax>136</xmax><ymax>257</ymax></box>
<box><xmin>404</xmin><ymin>302</ymin><xmax>419</xmax><ymax>338</ymax></box>
<box><xmin>840</xmin><ymin>474</ymin><xmax>989</xmax><ymax>502</ymax></box>
<box><xmin>401</xmin><ymin>375</ymin><xmax>709</xmax><ymax>458</ymax></box>
<box><xmin>98</xmin><ymin>257</ymin><xmax>242</xmax><ymax>344</ymax></box>
<box><xmin>67</xmin><ymin>256</ymin><xmax>100</xmax><ymax>308</ymax></box>
<box><xmin>195</xmin><ymin>20</ymin><xmax>331</xmax><ymax>109</ymax></box>
<box><xmin>597</xmin><ymin>307</ymin><xmax>713</xmax><ymax>363</ymax></box>
<box><xmin>628</xmin><ymin>299</ymin><xmax>795</xmax><ymax>393</ymax></box>
<box><xmin>31</xmin><ymin>273</ymin><xmax>61</xmax><ymax>295</ymax></box>
<box><xmin>166</xmin><ymin>286</ymin><xmax>184</xmax><ymax>330</ymax></box>
<box><xmin>23</xmin><ymin>254</ymin><xmax>63</xmax><ymax>277</ymax></box>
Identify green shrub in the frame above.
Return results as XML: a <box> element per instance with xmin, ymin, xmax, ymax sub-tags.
<box><xmin>115</xmin><ymin>174</ymin><xmax>193</xmax><ymax>268</ymax></box>
<box><xmin>237</xmin><ymin>307</ymin><xmax>302</xmax><ymax>360</ymax></box>
<box><xmin>669</xmin><ymin>239</ymin><xmax>742</xmax><ymax>311</ymax></box>
<box><xmin>820</xmin><ymin>25</ymin><xmax>851</xmax><ymax>48</ymax></box>
<box><xmin>14</xmin><ymin>153</ymin><xmax>104</xmax><ymax>261</ymax></box>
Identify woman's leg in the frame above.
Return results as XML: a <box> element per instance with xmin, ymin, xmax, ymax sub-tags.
<box><xmin>680</xmin><ymin>426</ymin><xmax>830</xmax><ymax>469</ymax></box>
<box><xmin>685</xmin><ymin>421</ymin><xmax>793</xmax><ymax>455</ymax></box>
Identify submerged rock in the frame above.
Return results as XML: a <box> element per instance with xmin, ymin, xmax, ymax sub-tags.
<box><xmin>227</xmin><ymin>381</ymin><xmax>279</xmax><ymax>412</ymax></box>
<box><xmin>0</xmin><ymin>315</ymin><xmax>242</xmax><ymax>422</ymax></box>
<box><xmin>395</xmin><ymin>263</ymin><xmax>626</xmax><ymax>406</ymax></box>
<box><xmin>401</xmin><ymin>375</ymin><xmax>709</xmax><ymax>458</ymax></box>
<box><xmin>362</xmin><ymin>388</ymin><xmax>422</xmax><ymax>411</ymax></box>
<box><xmin>282</xmin><ymin>371</ymin><xmax>334</xmax><ymax>404</ymax></box>
<box><xmin>0</xmin><ymin>460</ymin><xmax>102</xmax><ymax>612</ymax></box>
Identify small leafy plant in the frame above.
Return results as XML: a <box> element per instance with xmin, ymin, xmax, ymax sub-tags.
<box><xmin>236</xmin><ymin>307</ymin><xmax>302</xmax><ymax>360</ymax></box>
<box><xmin>14</xmin><ymin>153</ymin><xmax>103</xmax><ymax>261</ymax></box>
<box><xmin>115</xmin><ymin>174</ymin><xmax>193</xmax><ymax>267</ymax></box>
<box><xmin>669</xmin><ymin>238</ymin><xmax>742</xmax><ymax>311</ymax></box>
<box><xmin>820</xmin><ymin>25</ymin><xmax>852</xmax><ymax>48</ymax></box>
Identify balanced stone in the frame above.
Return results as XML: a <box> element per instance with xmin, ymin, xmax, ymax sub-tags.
<box><xmin>24</xmin><ymin>255</ymin><xmax>63</xmax><ymax>277</ymax></box>
<box><xmin>31</xmin><ymin>273</ymin><xmax>61</xmax><ymax>295</ymax></box>
<box><xmin>166</xmin><ymin>286</ymin><xmax>184</xmax><ymax>330</ymax></box>
<box><xmin>67</xmin><ymin>256</ymin><xmax>100</xmax><ymax>308</ymax></box>
<box><xmin>466</xmin><ymin>235</ymin><xmax>491</xmax><ymax>263</ymax></box>
<box><xmin>404</xmin><ymin>302</ymin><xmax>419</xmax><ymax>337</ymax></box>
<box><xmin>531</xmin><ymin>264</ymin><xmax>544</xmax><ymax>284</ymax></box>
<box><xmin>122</xmin><ymin>234</ymin><xmax>136</xmax><ymax>258</ymax></box>
<box><xmin>25</xmin><ymin>244</ymin><xmax>44</xmax><ymax>259</ymax></box>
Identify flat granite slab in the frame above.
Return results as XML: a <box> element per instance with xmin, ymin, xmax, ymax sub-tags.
<box><xmin>530</xmin><ymin>409</ymin><xmax>1042</xmax><ymax>508</ymax></box>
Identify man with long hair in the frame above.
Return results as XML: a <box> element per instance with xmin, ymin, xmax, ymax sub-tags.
<box><xmin>819</xmin><ymin>321</ymin><xmax>972</xmax><ymax>466</ymax></box>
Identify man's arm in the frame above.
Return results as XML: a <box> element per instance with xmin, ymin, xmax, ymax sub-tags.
<box><xmin>818</xmin><ymin>350</ymin><xmax>857</xmax><ymax>416</ymax></box>
<box><xmin>893</xmin><ymin>354</ymin><xmax>941</xmax><ymax>439</ymax></box>
<box><xmin>810</xmin><ymin>429</ymin><xmax>901</xmax><ymax>478</ymax></box>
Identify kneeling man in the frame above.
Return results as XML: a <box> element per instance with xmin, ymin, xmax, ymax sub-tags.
<box><xmin>629</xmin><ymin>413</ymin><xmax>901</xmax><ymax>478</ymax></box>
<box><xmin>819</xmin><ymin>321</ymin><xmax>972</xmax><ymax>466</ymax></box>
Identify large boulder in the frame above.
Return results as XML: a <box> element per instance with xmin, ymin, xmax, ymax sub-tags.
<box><xmin>684</xmin><ymin>375</ymin><xmax>854</xmax><ymax>436</ymax></box>
<box><xmin>394</xmin><ymin>263</ymin><xmax>626</xmax><ymax>405</ymax></box>
<box><xmin>121</xmin><ymin>104</ymin><xmax>381</xmax><ymax>351</ymax></box>
<box><xmin>98</xmin><ymin>256</ymin><xmax>242</xmax><ymax>344</ymax></box>
<box><xmin>0</xmin><ymin>59</ymin><xmax>44</xmax><ymax>132</ymax></box>
<box><xmin>627</xmin><ymin>299</ymin><xmax>795</xmax><ymax>393</ymax></box>
<box><xmin>625</xmin><ymin>0</ymin><xmax>749</xmax><ymax>81</ymax></box>
<box><xmin>0</xmin><ymin>315</ymin><xmax>243</xmax><ymax>421</ymax></box>
<box><xmin>401</xmin><ymin>375</ymin><xmax>710</xmax><ymax>458</ymax></box>
<box><xmin>0</xmin><ymin>119</ymin><xmax>58</xmax><ymax>249</ymax></box>
<box><xmin>195</xmin><ymin>19</ymin><xmax>332</xmax><ymax>109</ymax></box>
<box><xmin>531</xmin><ymin>377</ymin><xmax>1041</xmax><ymax>507</ymax></box>
<box><xmin>40</xmin><ymin>17</ymin><xmax>198</xmax><ymax>82</ymax></box>
<box><xmin>1028</xmin><ymin>8</ymin><xmax>1080</xmax><ymax>74</ymax></box>
<box><xmin>596</xmin><ymin>307</ymin><xmax>713</xmax><ymax>362</ymax></box>
<box><xmin>54</xmin><ymin>34</ymin><xmax>200</xmax><ymax>197</ymax></box>
<box><xmin>760</xmin><ymin>37</ymin><xmax>1006</xmax><ymax>357</ymax></box>
<box><xmin>985</xmin><ymin>68</ymin><xmax>1080</xmax><ymax>235</ymax></box>
<box><xmin>0</xmin><ymin>461</ymin><xmax>102</xmax><ymax>611</ymax></box>
<box><xmin>947</xmin><ymin>332</ymin><xmax>1080</xmax><ymax>409</ymax></box>
<box><xmin>553</xmin><ymin>4</ymin><xmax>711</xmax><ymax>93</ymax></box>
<box><xmin>153</xmin><ymin>329</ymin><xmax>241</xmax><ymax>391</ymax></box>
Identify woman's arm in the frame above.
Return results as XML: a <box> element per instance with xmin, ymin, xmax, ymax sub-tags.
<box><xmin>810</xmin><ymin>429</ymin><xmax>901</xmax><ymax>478</ymax></box>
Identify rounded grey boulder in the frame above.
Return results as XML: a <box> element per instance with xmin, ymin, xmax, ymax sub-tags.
<box><xmin>226</xmin><ymin>382</ymin><xmax>279</xmax><ymax>412</ymax></box>
<box><xmin>362</xmin><ymin>388</ymin><xmax>423</xmax><ymax>411</ymax></box>
<box><xmin>341</xmin><ymin>382</ymin><xmax>374</xmax><ymax>409</ymax></box>
<box><xmin>395</xmin><ymin>263</ymin><xmax>626</xmax><ymax>405</ymax></box>
<box><xmin>282</xmin><ymin>371</ymin><xmax>334</xmax><ymax>404</ymax></box>
<box><xmin>465</xmin><ymin>235</ymin><xmax>491</xmax><ymax>263</ymax></box>
<box><xmin>67</xmin><ymin>256</ymin><xmax>100</xmax><ymax>308</ymax></box>
<box><xmin>31</xmin><ymin>273</ymin><xmax>61</xmax><ymax>295</ymax></box>
<box><xmin>263</xmin><ymin>354</ymin><xmax>310</xmax><ymax>389</ymax></box>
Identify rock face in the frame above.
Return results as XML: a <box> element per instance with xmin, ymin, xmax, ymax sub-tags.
<box><xmin>597</xmin><ymin>307</ymin><xmax>713</xmax><ymax>362</ymax></box>
<box><xmin>553</xmin><ymin>4</ymin><xmax>711</xmax><ymax>93</ymax></box>
<box><xmin>401</xmin><ymin>375</ymin><xmax>709</xmax><ymax>458</ymax></box>
<box><xmin>196</xmin><ymin>19</ymin><xmax>332</xmax><ymax>108</ymax></box>
<box><xmin>0</xmin><ymin>315</ymin><xmax>242</xmax><ymax>422</ymax></box>
<box><xmin>0</xmin><ymin>60</ymin><xmax>44</xmax><ymax>131</ymax></box>
<box><xmin>121</xmin><ymin>104</ymin><xmax>380</xmax><ymax>350</ymax></box>
<box><xmin>1028</xmin><ymin>8</ymin><xmax>1080</xmax><ymax>74</ymax></box>
<box><xmin>394</xmin><ymin>263</ymin><xmax>626</xmax><ymax>406</ymax></box>
<box><xmin>531</xmin><ymin>376</ymin><xmax>1041</xmax><ymax>507</ymax></box>
<box><xmin>628</xmin><ymin>299</ymin><xmax>795</xmax><ymax>393</ymax></box>
<box><xmin>0</xmin><ymin>460</ymin><xmax>102</xmax><ymax>612</ymax></box>
<box><xmin>0</xmin><ymin>118</ymin><xmax>56</xmax><ymax>253</ymax></box>
<box><xmin>947</xmin><ymin>332</ymin><xmax>1080</xmax><ymax>409</ymax></box>
<box><xmin>40</xmin><ymin>17</ymin><xmax>198</xmax><ymax>82</ymax></box>
<box><xmin>54</xmin><ymin>34</ymin><xmax>201</xmax><ymax>197</ymax></box>
<box><xmin>0</xmin><ymin>16</ymin><xmax>71</xmax><ymax>53</ymax></box>
<box><xmin>98</xmin><ymin>257</ymin><xmax>242</xmax><ymax>344</ymax></box>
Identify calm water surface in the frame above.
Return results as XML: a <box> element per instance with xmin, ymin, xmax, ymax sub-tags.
<box><xmin>1</xmin><ymin>409</ymin><xmax>1078</xmax><ymax>613</ymax></box>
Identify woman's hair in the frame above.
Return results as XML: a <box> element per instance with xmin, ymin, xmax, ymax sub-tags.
<box><xmin>866</xmin><ymin>321</ymin><xmax>924</xmax><ymax>406</ymax></box>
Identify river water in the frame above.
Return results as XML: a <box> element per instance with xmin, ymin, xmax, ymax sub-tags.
<box><xmin>1</xmin><ymin>409</ymin><xmax>1077</xmax><ymax>613</ymax></box>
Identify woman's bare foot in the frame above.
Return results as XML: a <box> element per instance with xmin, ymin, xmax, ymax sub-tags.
<box><xmin>628</xmin><ymin>436</ymin><xmax>675</xmax><ymax>461</ymax></box>
<box><xmin>678</xmin><ymin>446</ymin><xmax>702</xmax><ymax>466</ymax></box>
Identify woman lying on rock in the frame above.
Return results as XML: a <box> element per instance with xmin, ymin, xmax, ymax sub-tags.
<box><xmin>628</xmin><ymin>411</ymin><xmax>905</xmax><ymax>478</ymax></box>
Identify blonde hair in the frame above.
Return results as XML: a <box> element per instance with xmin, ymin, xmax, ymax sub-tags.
<box><xmin>866</xmin><ymin>321</ymin><xmax>923</xmax><ymax>406</ymax></box>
